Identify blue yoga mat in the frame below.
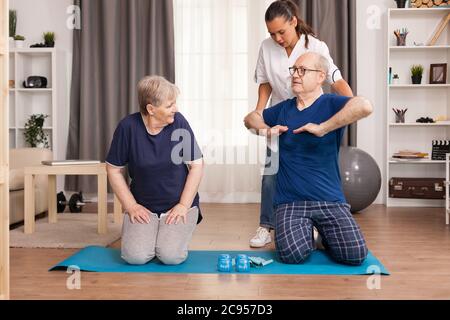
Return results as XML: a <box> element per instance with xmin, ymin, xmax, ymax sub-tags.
<box><xmin>50</xmin><ymin>246</ymin><xmax>389</xmax><ymax>275</ymax></box>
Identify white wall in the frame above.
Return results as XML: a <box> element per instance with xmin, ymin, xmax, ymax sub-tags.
<box><xmin>10</xmin><ymin>0</ymin><xmax>73</xmax><ymax>190</ymax></box>
<box><xmin>356</xmin><ymin>0</ymin><xmax>392</xmax><ymax>204</ymax></box>
<box><xmin>10</xmin><ymin>0</ymin><xmax>73</xmax><ymax>50</ymax></box>
<box><xmin>8</xmin><ymin>0</ymin><xmax>393</xmax><ymax>204</ymax></box>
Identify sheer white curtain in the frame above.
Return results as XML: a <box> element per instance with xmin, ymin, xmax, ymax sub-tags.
<box><xmin>174</xmin><ymin>0</ymin><xmax>272</xmax><ymax>203</ymax></box>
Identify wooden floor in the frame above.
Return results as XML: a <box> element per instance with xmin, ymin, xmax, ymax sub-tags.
<box><xmin>9</xmin><ymin>203</ymin><xmax>450</xmax><ymax>300</ymax></box>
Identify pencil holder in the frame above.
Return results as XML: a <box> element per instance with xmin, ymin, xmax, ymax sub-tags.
<box><xmin>395</xmin><ymin>114</ymin><xmax>405</xmax><ymax>123</ymax></box>
<box><xmin>393</xmin><ymin>108</ymin><xmax>407</xmax><ymax>124</ymax></box>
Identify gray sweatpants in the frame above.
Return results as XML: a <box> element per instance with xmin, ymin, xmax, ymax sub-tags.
<box><xmin>121</xmin><ymin>207</ymin><xmax>199</xmax><ymax>265</ymax></box>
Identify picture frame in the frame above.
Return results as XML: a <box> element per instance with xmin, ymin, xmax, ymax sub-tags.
<box><xmin>430</xmin><ymin>64</ymin><xmax>447</xmax><ymax>85</ymax></box>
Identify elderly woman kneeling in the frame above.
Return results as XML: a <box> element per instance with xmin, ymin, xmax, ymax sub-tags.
<box><xmin>106</xmin><ymin>75</ymin><xmax>204</xmax><ymax>265</ymax></box>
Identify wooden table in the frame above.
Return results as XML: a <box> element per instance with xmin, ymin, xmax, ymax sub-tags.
<box><xmin>24</xmin><ymin>163</ymin><xmax>123</xmax><ymax>234</ymax></box>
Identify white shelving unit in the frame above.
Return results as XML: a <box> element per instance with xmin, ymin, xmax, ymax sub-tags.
<box><xmin>8</xmin><ymin>48</ymin><xmax>62</xmax><ymax>157</ymax></box>
<box><xmin>0</xmin><ymin>0</ymin><xmax>10</xmax><ymax>301</ymax></box>
<box><xmin>387</xmin><ymin>7</ymin><xmax>450</xmax><ymax>208</ymax></box>
<box><xmin>446</xmin><ymin>153</ymin><xmax>450</xmax><ymax>224</ymax></box>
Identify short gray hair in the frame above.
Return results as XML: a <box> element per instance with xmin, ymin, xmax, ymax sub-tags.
<box><xmin>138</xmin><ymin>76</ymin><xmax>180</xmax><ymax>115</ymax></box>
<box><xmin>314</xmin><ymin>54</ymin><xmax>330</xmax><ymax>76</ymax></box>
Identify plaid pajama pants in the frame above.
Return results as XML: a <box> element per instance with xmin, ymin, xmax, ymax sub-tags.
<box><xmin>275</xmin><ymin>201</ymin><xmax>368</xmax><ymax>266</ymax></box>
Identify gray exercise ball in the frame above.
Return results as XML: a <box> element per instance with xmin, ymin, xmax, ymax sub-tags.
<box><xmin>339</xmin><ymin>147</ymin><xmax>381</xmax><ymax>213</ymax></box>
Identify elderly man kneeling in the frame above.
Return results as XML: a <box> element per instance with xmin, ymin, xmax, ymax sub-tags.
<box><xmin>245</xmin><ymin>52</ymin><xmax>373</xmax><ymax>265</ymax></box>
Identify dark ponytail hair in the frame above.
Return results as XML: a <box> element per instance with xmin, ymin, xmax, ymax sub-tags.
<box><xmin>265</xmin><ymin>0</ymin><xmax>316</xmax><ymax>49</ymax></box>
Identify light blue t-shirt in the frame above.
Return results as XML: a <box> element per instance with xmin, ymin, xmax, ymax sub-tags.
<box><xmin>263</xmin><ymin>94</ymin><xmax>351</xmax><ymax>206</ymax></box>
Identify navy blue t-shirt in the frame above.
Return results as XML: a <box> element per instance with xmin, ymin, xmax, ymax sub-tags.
<box><xmin>263</xmin><ymin>94</ymin><xmax>351</xmax><ymax>206</ymax></box>
<box><xmin>106</xmin><ymin>112</ymin><xmax>203</xmax><ymax>223</ymax></box>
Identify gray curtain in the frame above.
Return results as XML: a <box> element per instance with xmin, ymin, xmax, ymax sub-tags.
<box><xmin>66</xmin><ymin>0</ymin><xmax>175</xmax><ymax>192</ymax></box>
<box><xmin>294</xmin><ymin>0</ymin><xmax>357</xmax><ymax>146</ymax></box>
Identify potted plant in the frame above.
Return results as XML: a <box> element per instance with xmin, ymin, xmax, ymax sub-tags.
<box><xmin>395</xmin><ymin>0</ymin><xmax>407</xmax><ymax>8</ymax></box>
<box><xmin>43</xmin><ymin>32</ymin><xmax>55</xmax><ymax>47</ymax></box>
<box><xmin>24</xmin><ymin>114</ymin><xmax>50</xmax><ymax>148</ymax></box>
<box><xmin>392</xmin><ymin>74</ymin><xmax>400</xmax><ymax>85</ymax></box>
<box><xmin>14</xmin><ymin>35</ymin><xmax>25</xmax><ymax>49</ymax></box>
<box><xmin>9</xmin><ymin>10</ymin><xmax>16</xmax><ymax>48</ymax></box>
<box><xmin>411</xmin><ymin>65</ymin><xmax>424</xmax><ymax>85</ymax></box>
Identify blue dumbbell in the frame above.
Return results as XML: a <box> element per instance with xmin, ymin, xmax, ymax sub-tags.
<box><xmin>217</xmin><ymin>254</ymin><xmax>232</xmax><ymax>272</ymax></box>
<box><xmin>236</xmin><ymin>254</ymin><xmax>250</xmax><ymax>273</ymax></box>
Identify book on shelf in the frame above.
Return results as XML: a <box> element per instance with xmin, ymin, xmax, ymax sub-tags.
<box><xmin>392</xmin><ymin>150</ymin><xmax>429</xmax><ymax>159</ymax></box>
<box><xmin>42</xmin><ymin>160</ymin><xmax>101</xmax><ymax>166</ymax></box>
<box><xmin>390</xmin><ymin>158</ymin><xmax>431</xmax><ymax>162</ymax></box>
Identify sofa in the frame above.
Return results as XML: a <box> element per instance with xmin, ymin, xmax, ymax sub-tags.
<box><xmin>9</xmin><ymin>148</ymin><xmax>53</xmax><ymax>225</ymax></box>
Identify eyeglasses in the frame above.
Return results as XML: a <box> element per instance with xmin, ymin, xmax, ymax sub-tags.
<box><xmin>289</xmin><ymin>66</ymin><xmax>324</xmax><ymax>77</ymax></box>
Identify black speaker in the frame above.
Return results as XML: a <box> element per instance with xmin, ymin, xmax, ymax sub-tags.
<box><xmin>23</xmin><ymin>76</ymin><xmax>48</xmax><ymax>89</ymax></box>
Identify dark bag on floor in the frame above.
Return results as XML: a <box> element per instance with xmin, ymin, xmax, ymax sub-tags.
<box><xmin>389</xmin><ymin>178</ymin><xmax>445</xmax><ymax>199</ymax></box>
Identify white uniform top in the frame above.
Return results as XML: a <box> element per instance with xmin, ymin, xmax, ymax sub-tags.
<box><xmin>254</xmin><ymin>34</ymin><xmax>343</xmax><ymax>106</ymax></box>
